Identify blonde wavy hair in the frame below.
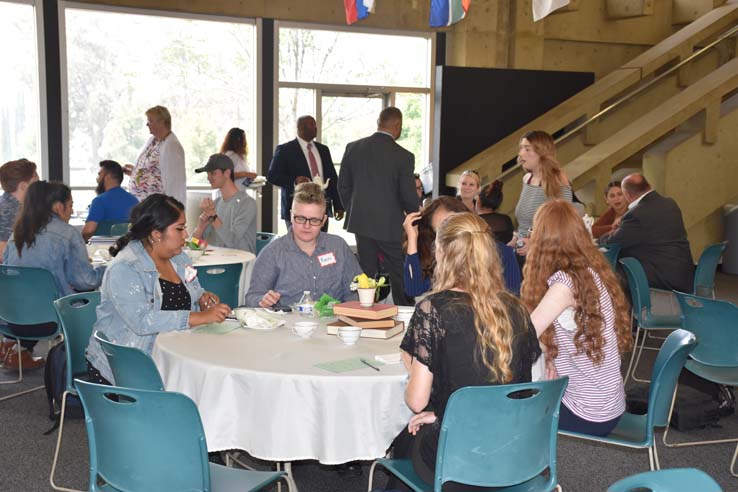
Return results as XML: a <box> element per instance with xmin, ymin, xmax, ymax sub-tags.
<box><xmin>520</xmin><ymin>200</ymin><xmax>633</xmax><ymax>364</ymax></box>
<box><xmin>522</xmin><ymin>130</ymin><xmax>565</xmax><ymax>199</ymax></box>
<box><xmin>292</xmin><ymin>182</ymin><xmax>326</xmax><ymax>209</ymax></box>
<box><xmin>433</xmin><ymin>212</ymin><xmax>525</xmax><ymax>383</ymax></box>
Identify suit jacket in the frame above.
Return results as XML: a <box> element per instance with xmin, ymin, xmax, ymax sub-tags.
<box><xmin>601</xmin><ymin>191</ymin><xmax>694</xmax><ymax>292</ymax></box>
<box><xmin>266</xmin><ymin>138</ymin><xmax>343</xmax><ymax>220</ymax></box>
<box><xmin>338</xmin><ymin>132</ymin><xmax>419</xmax><ymax>243</ymax></box>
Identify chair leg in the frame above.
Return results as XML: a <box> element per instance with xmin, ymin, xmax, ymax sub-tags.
<box><xmin>647</xmin><ymin>447</ymin><xmax>655</xmax><ymax>471</ymax></box>
<box><xmin>652</xmin><ymin>440</ymin><xmax>661</xmax><ymax>470</ymax></box>
<box><xmin>663</xmin><ymin>385</ymin><xmax>738</xmax><ymax>448</ymax></box>
<box><xmin>367</xmin><ymin>460</ymin><xmax>383</xmax><ymax>492</ymax></box>
<box><xmin>284</xmin><ymin>462</ymin><xmax>298</xmax><ymax>492</ymax></box>
<box><xmin>631</xmin><ymin>327</ymin><xmax>652</xmax><ymax>384</ymax></box>
<box><xmin>623</xmin><ymin>326</ymin><xmax>641</xmax><ymax>384</ymax></box>
<box><xmin>731</xmin><ymin>443</ymin><xmax>738</xmax><ymax>477</ymax></box>
<box><xmin>0</xmin><ymin>341</ymin><xmax>45</xmax><ymax>402</ymax></box>
<box><xmin>49</xmin><ymin>391</ymin><xmax>83</xmax><ymax>492</ymax></box>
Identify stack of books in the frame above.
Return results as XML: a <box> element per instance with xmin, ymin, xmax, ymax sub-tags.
<box><xmin>327</xmin><ymin>302</ymin><xmax>404</xmax><ymax>339</ymax></box>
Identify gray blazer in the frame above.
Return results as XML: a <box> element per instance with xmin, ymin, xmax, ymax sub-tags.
<box><xmin>338</xmin><ymin>132</ymin><xmax>419</xmax><ymax>242</ymax></box>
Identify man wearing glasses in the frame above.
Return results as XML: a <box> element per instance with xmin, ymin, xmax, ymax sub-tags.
<box><xmin>245</xmin><ymin>182</ymin><xmax>361</xmax><ymax>308</ymax></box>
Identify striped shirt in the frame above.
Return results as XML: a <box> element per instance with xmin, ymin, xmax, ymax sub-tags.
<box><xmin>514</xmin><ymin>181</ymin><xmax>573</xmax><ymax>237</ymax></box>
<box><xmin>548</xmin><ymin>269</ymin><xmax>625</xmax><ymax>422</ymax></box>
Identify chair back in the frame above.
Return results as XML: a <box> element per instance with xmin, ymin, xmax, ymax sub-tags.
<box><xmin>108</xmin><ymin>222</ymin><xmax>130</xmax><ymax>237</ymax></box>
<box><xmin>195</xmin><ymin>263</ymin><xmax>243</xmax><ymax>309</ymax></box>
<box><xmin>619</xmin><ymin>257</ymin><xmax>652</xmax><ymax>320</ymax></box>
<box><xmin>603</xmin><ymin>244</ymin><xmax>621</xmax><ymax>269</ymax></box>
<box><xmin>693</xmin><ymin>242</ymin><xmax>727</xmax><ymax>298</ymax></box>
<box><xmin>674</xmin><ymin>292</ymin><xmax>738</xmax><ymax>367</ymax></box>
<box><xmin>645</xmin><ymin>329</ymin><xmax>697</xmax><ymax>430</ymax></box>
<box><xmin>53</xmin><ymin>292</ymin><xmax>101</xmax><ymax>391</ymax></box>
<box><xmin>75</xmin><ymin>380</ymin><xmax>211</xmax><ymax>492</ymax></box>
<box><xmin>0</xmin><ymin>265</ymin><xmax>59</xmax><ymax>326</ymax></box>
<box><xmin>256</xmin><ymin>232</ymin><xmax>277</xmax><ymax>256</ymax></box>
<box><xmin>435</xmin><ymin>378</ymin><xmax>568</xmax><ymax>490</ymax></box>
<box><xmin>94</xmin><ymin>331</ymin><xmax>164</xmax><ymax>391</ymax></box>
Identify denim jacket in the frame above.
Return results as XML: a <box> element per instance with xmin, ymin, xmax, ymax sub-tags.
<box><xmin>2</xmin><ymin>215</ymin><xmax>104</xmax><ymax>296</ymax></box>
<box><xmin>86</xmin><ymin>240</ymin><xmax>205</xmax><ymax>382</ymax></box>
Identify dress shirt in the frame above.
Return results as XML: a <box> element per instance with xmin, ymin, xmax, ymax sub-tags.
<box><xmin>297</xmin><ymin>136</ymin><xmax>323</xmax><ymax>179</ymax></box>
<box><xmin>627</xmin><ymin>189</ymin><xmax>654</xmax><ymax>210</ymax></box>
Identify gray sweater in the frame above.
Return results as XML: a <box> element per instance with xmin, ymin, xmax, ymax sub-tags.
<box><xmin>203</xmin><ymin>190</ymin><xmax>257</xmax><ymax>253</ymax></box>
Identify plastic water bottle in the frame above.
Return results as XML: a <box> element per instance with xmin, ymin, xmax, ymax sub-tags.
<box><xmin>296</xmin><ymin>291</ymin><xmax>314</xmax><ymax>316</ymax></box>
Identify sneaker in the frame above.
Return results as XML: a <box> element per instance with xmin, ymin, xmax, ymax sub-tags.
<box><xmin>3</xmin><ymin>348</ymin><xmax>44</xmax><ymax>370</ymax></box>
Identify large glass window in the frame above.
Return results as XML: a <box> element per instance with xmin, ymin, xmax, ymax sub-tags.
<box><xmin>63</xmin><ymin>4</ymin><xmax>257</xmax><ymax>209</ymax></box>
<box><xmin>1</xmin><ymin>0</ymin><xmax>43</xmax><ymax>172</ymax></box>
<box><xmin>276</xmin><ymin>24</ymin><xmax>433</xmax><ymax>240</ymax></box>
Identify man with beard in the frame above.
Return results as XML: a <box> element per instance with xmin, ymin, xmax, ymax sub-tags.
<box><xmin>82</xmin><ymin>160</ymin><xmax>139</xmax><ymax>241</ymax></box>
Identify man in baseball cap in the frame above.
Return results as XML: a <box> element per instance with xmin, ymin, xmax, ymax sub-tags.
<box><xmin>192</xmin><ymin>153</ymin><xmax>257</xmax><ymax>254</ymax></box>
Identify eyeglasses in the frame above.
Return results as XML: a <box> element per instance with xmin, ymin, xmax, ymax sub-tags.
<box><xmin>292</xmin><ymin>214</ymin><xmax>323</xmax><ymax>226</ymax></box>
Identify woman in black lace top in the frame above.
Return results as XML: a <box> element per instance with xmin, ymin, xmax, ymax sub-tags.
<box><xmin>392</xmin><ymin>212</ymin><xmax>540</xmax><ymax>491</ymax></box>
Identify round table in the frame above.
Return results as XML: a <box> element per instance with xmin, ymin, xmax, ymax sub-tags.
<box><xmin>194</xmin><ymin>246</ymin><xmax>255</xmax><ymax>304</ymax></box>
<box><xmin>152</xmin><ymin>313</ymin><xmax>411</xmax><ymax>470</ymax></box>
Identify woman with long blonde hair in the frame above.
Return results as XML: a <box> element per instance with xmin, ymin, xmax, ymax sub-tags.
<box><xmin>521</xmin><ymin>200</ymin><xmax>632</xmax><ymax>436</ymax></box>
<box><xmin>391</xmin><ymin>212</ymin><xmax>540</xmax><ymax>490</ymax></box>
<box><xmin>510</xmin><ymin>130</ymin><xmax>572</xmax><ymax>263</ymax></box>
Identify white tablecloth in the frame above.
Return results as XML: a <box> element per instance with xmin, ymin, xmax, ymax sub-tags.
<box><xmin>152</xmin><ymin>314</ymin><xmax>411</xmax><ymax>464</ymax></box>
<box><xmin>194</xmin><ymin>246</ymin><xmax>255</xmax><ymax>305</ymax></box>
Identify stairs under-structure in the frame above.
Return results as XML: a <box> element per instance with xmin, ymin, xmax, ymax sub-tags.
<box><xmin>447</xmin><ymin>1</ymin><xmax>738</xmax><ymax>260</ymax></box>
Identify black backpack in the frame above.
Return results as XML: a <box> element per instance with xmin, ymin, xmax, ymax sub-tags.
<box><xmin>43</xmin><ymin>342</ymin><xmax>84</xmax><ymax>434</ymax></box>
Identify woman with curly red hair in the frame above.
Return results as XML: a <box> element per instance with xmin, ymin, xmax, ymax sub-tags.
<box><xmin>521</xmin><ymin>200</ymin><xmax>632</xmax><ymax>436</ymax></box>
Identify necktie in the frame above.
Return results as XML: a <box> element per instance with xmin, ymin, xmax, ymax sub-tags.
<box><xmin>307</xmin><ymin>142</ymin><xmax>320</xmax><ymax>178</ymax></box>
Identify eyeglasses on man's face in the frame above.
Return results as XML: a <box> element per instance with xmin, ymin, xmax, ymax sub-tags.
<box><xmin>292</xmin><ymin>214</ymin><xmax>323</xmax><ymax>226</ymax></box>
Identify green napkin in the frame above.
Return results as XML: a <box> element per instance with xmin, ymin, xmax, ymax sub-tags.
<box><xmin>315</xmin><ymin>357</ymin><xmax>385</xmax><ymax>373</ymax></box>
<box><xmin>193</xmin><ymin>320</ymin><xmax>241</xmax><ymax>335</ymax></box>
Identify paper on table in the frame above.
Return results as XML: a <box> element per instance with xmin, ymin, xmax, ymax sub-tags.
<box><xmin>315</xmin><ymin>357</ymin><xmax>385</xmax><ymax>373</ymax></box>
<box><xmin>374</xmin><ymin>353</ymin><xmax>402</xmax><ymax>365</ymax></box>
<box><xmin>192</xmin><ymin>320</ymin><xmax>241</xmax><ymax>335</ymax></box>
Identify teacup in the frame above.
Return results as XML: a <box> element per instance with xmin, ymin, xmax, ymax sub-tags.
<box><xmin>292</xmin><ymin>321</ymin><xmax>318</xmax><ymax>339</ymax></box>
<box><xmin>337</xmin><ymin>325</ymin><xmax>362</xmax><ymax>345</ymax></box>
<box><xmin>357</xmin><ymin>288</ymin><xmax>375</xmax><ymax>307</ymax></box>
<box><xmin>233</xmin><ymin>307</ymin><xmax>252</xmax><ymax>326</ymax></box>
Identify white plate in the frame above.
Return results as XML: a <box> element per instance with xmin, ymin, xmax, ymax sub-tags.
<box><xmin>243</xmin><ymin>323</ymin><xmax>279</xmax><ymax>331</ymax></box>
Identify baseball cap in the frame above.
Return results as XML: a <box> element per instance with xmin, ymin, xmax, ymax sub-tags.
<box><xmin>195</xmin><ymin>153</ymin><xmax>234</xmax><ymax>173</ymax></box>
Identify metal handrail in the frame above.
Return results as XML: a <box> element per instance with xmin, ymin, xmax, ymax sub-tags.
<box><xmin>499</xmin><ymin>22</ymin><xmax>738</xmax><ymax>178</ymax></box>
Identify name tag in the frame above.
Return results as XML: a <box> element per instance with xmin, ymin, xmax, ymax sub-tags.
<box><xmin>184</xmin><ymin>265</ymin><xmax>198</xmax><ymax>283</ymax></box>
<box><xmin>318</xmin><ymin>252</ymin><xmax>337</xmax><ymax>267</ymax></box>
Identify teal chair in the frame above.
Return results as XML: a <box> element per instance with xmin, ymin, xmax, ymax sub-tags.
<box><xmin>94</xmin><ymin>331</ymin><xmax>164</xmax><ymax>391</ymax></box>
<box><xmin>602</xmin><ymin>244</ymin><xmax>621</xmax><ymax>270</ymax></box>
<box><xmin>75</xmin><ymin>380</ymin><xmax>290</xmax><ymax>492</ymax></box>
<box><xmin>693</xmin><ymin>241</ymin><xmax>727</xmax><ymax>298</ymax></box>
<box><xmin>0</xmin><ymin>265</ymin><xmax>61</xmax><ymax>400</ymax></box>
<box><xmin>195</xmin><ymin>263</ymin><xmax>243</xmax><ymax>309</ymax></box>
<box><xmin>108</xmin><ymin>222</ymin><xmax>130</xmax><ymax>237</ymax></box>
<box><xmin>256</xmin><ymin>232</ymin><xmax>277</xmax><ymax>256</ymax></box>
<box><xmin>49</xmin><ymin>292</ymin><xmax>100</xmax><ymax>492</ymax></box>
<box><xmin>663</xmin><ymin>293</ymin><xmax>738</xmax><ymax>477</ymax></box>
<box><xmin>620</xmin><ymin>257</ymin><xmax>682</xmax><ymax>383</ymax></box>
<box><xmin>368</xmin><ymin>378</ymin><xmax>568</xmax><ymax>492</ymax></box>
<box><xmin>560</xmin><ymin>329</ymin><xmax>696</xmax><ymax>471</ymax></box>
<box><xmin>608</xmin><ymin>468</ymin><xmax>722</xmax><ymax>492</ymax></box>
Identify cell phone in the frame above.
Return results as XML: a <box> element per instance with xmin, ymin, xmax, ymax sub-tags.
<box><xmin>271</xmin><ymin>305</ymin><xmax>292</xmax><ymax>312</ymax></box>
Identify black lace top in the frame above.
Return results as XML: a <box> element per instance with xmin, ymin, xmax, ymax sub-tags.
<box><xmin>399</xmin><ymin>290</ymin><xmax>541</xmax><ymax>468</ymax></box>
<box><xmin>158</xmin><ymin>278</ymin><xmax>192</xmax><ymax>311</ymax></box>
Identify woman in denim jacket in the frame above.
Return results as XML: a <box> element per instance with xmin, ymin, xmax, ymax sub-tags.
<box><xmin>86</xmin><ymin>194</ymin><xmax>230</xmax><ymax>384</ymax></box>
<box><xmin>3</xmin><ymin>181</ymin><xmax>104</xmax><ymax>368</ymax></box>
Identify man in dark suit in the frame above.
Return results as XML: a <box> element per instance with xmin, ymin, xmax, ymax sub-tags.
<box><xmin>339</xmin><ymin>107</ymin><xmax>419</xmax><ymax>306</ymax></box>
<box><xmin>267</xmin><ymin>115</ymin><xmax>343</xmax><ymax>232</ymax></box>
<box><xmin>600</xmin><ymin>173</ymin><xmax>694</xmax><ymax>292</ymax></box>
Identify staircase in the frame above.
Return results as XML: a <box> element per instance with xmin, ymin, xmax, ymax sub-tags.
<box><xmin>447</xmin><ymin>1</ymin><xmax>738</xmax><ymax>259</ymax></box>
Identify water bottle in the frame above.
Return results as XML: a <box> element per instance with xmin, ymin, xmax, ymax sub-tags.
<box><xmin>296</xmin><ymin>290</ymin><xmax>314</xmax><ymax>316</ymax></box>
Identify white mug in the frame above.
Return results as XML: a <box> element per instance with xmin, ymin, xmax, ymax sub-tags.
<box><xmin>337</xmin><ymin>326</ymin><xmax>361</xmax><ymax>345</ymax></box>
<box><xmin>292</xmin><ymin>321</ymin><xmax>318</xmax><ymax>339</ymax></box>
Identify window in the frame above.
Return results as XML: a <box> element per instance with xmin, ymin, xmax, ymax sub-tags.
<box><xmin>1</xmin><ymin>0</ymin><xmax>43</xmax><ymax>174</ymax></box>
<box><xmin>275</xmin><ymin>24</ymin><xmax>433</xmax><ymax>241</ymax></box>
<box><xmin>62</xmin><ymin>4</ymin><xmax>257</xmax><ymax>209</ymax></box>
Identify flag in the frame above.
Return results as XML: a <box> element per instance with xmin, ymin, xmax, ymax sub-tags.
<box><xmin>532</xmin><ymin>0</ymin><xmax>570</xmax><ymax>22</ymax></box>
<box><xmin>430</xmin><ymin>0</ymin><xmax>471</xmax><ymax>28</ymax></box>
<box><xmin>344</xmin><ymin>0</ymin><xmax>376</xmax><ymax>25</ymax></box>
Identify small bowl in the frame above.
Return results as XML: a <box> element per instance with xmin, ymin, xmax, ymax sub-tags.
<box><xmin>292</xmin><ymin>321</ymin><xmax>318</xmax><ymax>339</ymax></box>
<box><xmin>186</xmin><ymin>248</ymin><xmax>204</xmax><ymax>263</ymax></box>
<box><xmin>337</xmin><ymin>326</ymin><xmax>362</xmax><ymax>346</ymax></box>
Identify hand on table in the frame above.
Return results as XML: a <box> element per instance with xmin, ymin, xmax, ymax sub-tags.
<box><xmin>408</xmin><ymin>411</ymin><xmax>437</xmax><ymax>436</ymax></box>
<box><xmin>258</xmin><ymin>290</ymin><xmax>281</xmax><ymax>308</ymax></box>
<box><xmin>198</xmin><ymin>292</ymin><xmax>221</xmax><ymax>311</ymax></box>
<box><xmin>201</xmin><ymin>303</ymin><xmax>231</xmax><ymax>324</ymax></box>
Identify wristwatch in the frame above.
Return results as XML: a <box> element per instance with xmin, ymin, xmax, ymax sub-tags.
<box><xmin>208</xmin><ymin>214</ymin><xmax>218</xmax><ymax>223</ymax></box>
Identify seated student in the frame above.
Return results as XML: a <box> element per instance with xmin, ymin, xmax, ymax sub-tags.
<box><xmin>192</xmin><ymin>153</ymin><xmax>257</xmax><ymax>254</ymax></box>
<box><xmin>3</xmin><ymin>181</ymin><xmax>105</xmax><ymax>368</ymax></box>
<box><xmin>0</xmin><ymin>158</ymin><xmax>38</xmax><ymax>260</ymax></box>
<box><xmin>591</xmin><ymin>181</ymin><xmax>628</xmax><ymax>239</ymax></box>
<box><xmin>246</xmin><ymin>182</ymin><xmax>361</xmax><ymax>308</ymax></box>
<box><xmin>521</xmin><ymin>200</ymin><xmax>632</xmax><ymax>436</ymax></box>
<box><xmin>82</xmin><ymin>160</ymin><xmax>139</xmax><ymax>241</ymax></box>
<box><xmin>475</xmin><ymin>180</ymin><xmax>514</xmax><ymax>244</ymax></box>
<box><xmin>404</xmin><ymin>196</ymin><xmax>521</xmax><ymax>297</ymax></box>
<box><xmin>389</xmin><ymin>212</ymin><xmax>540</xmax><ymax>491</ymax></box>
<box><xmin>85</xmin><ymin>194</ymin><xmax>230</xmax><ymax>385</ymax></box>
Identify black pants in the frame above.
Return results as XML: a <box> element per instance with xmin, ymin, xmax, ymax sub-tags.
<box><xmin>3</xmin><ymin>322</ymin><xmax>57</xmax><ymax>353</ymax></box>
<box><xmin>355</xmin><ymin>234</ymin><xmax>412</xmax><ymax>306</ymax></box>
